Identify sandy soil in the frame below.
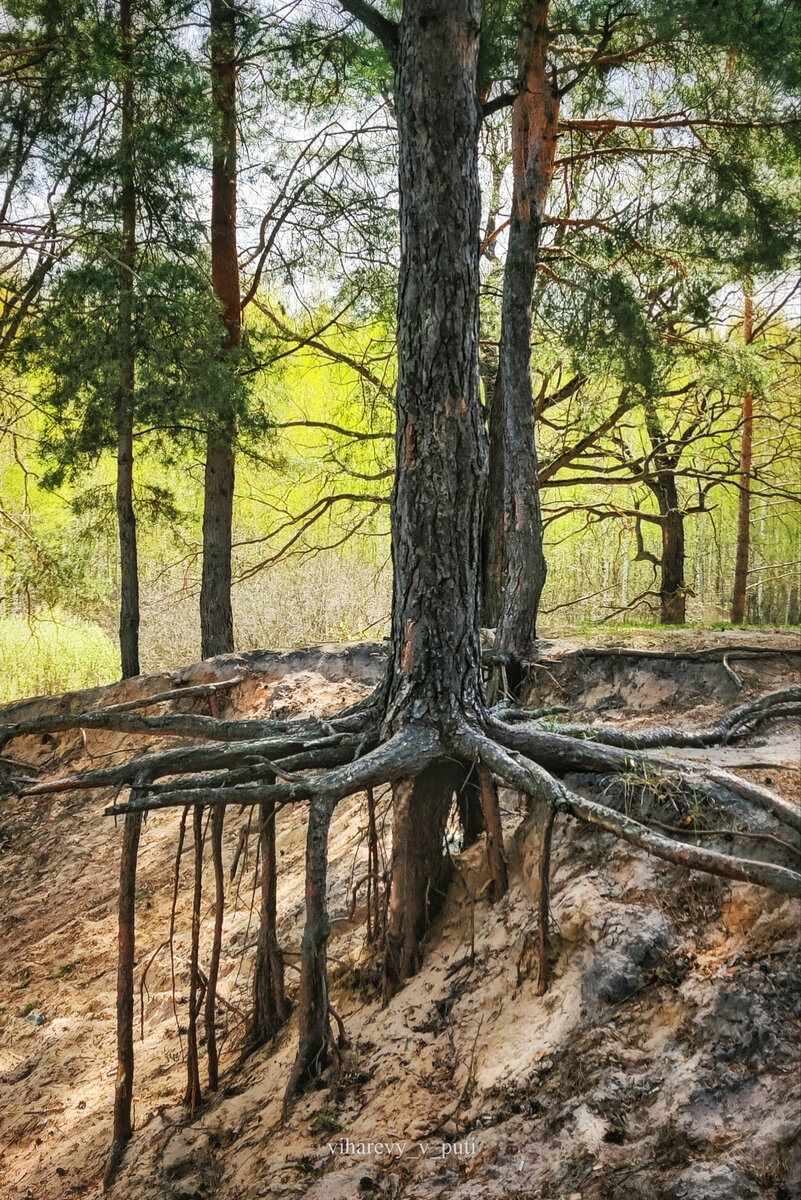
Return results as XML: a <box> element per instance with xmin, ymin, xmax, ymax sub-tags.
<box><xmin>0</xmin><ymin>633</ymin><xmax>799</xmax><ymax>1200</ymax></box>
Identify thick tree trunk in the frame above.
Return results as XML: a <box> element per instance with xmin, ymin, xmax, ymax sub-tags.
<box><xmin>104</xmin><ymin>809</ymin><xmax>142</xmax><ymax>1188</ymax></box>
<box><xmin>383</xmin><ymin>0</ymin><xmax>485</xmax><ymax>733</ymax></box>
<box><xmin>731</xmin><ymin>287</ymin><xmax>754</xmax><ymax>624</ymax></box>
<box><xmin>201</xmin><ymin>0</ymin><xmax>240</xmax><ymax>659</ymax></box>
<box><xmin>379</xmin><ymin>0</ymin><xmax>485</xmax><ymax>996</ymax></box>
<box><xmin>496</xmin><ymin>0</ymin><xmax>555</xmax><ymax>681</ymax></box>
<box><xmin>117</xmin><ymin>0</ymin><xmax>139</xmax><ymax>680</ymax></box>
<box><xmin>251</xmin><ymin>798</ymin><xmax>287</xmax><ymax>1046</ymax></box>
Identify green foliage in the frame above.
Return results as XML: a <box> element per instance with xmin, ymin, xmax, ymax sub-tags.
<box><xmin>0</xmin><ymin>612</ymin><xmax>119</xmax><ymax>701</ymax></box>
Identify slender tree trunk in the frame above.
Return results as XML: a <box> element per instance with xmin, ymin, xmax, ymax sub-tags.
<box><xmin>201</xmin><ymin>0</ymin><xmax>239</xmax><ymax>659</ymax></box>
<box><xmin>731</xmin><ymin>286</ymin><xmax>754</xmax><ymax>624</ymax></box>
<box><xmin>381</xmin><ymin>0</ymin><xmax>485</xmax><ymax>997</ymax></box>
<box><xmin>493</xmin><ymin>0</ymin><xmax>556</xmax><ymax>684</ymax></box>
<box><xmin>104</xmin><ymin>809</ymin><xmax>142</xmax><ymax>1188</ymax></box>
<box><xmin>117</xmin><ymin>0</ymin><xmax>139</xmax><ymax>679</ymax></box>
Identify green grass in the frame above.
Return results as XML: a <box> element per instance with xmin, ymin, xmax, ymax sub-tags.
<box><xmin>0</xmin><ymin>611</ymin><xmax>119</xmax><ymax>702</ymax></box>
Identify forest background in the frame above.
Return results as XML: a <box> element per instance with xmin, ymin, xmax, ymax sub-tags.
<box><xmin>1</xmin><ymin>0</ymin><xmax>799</xmax><ymax>703</ymax></box>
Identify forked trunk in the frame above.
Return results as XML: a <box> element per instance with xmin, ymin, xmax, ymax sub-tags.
<box><xmin>731</xmin><ymin>287</ymin><xmax>754</xmax><ymax>624</ymax></box>
<box><xmin>117</xmin><ymin>0</ymin><xmax>139</xmax><ymax>680</ymax></box>
<box><xmin>201</xmin><ymin>0</ymin><xmax>240</xmax><ymax>659</ymax></box>
<box><xmin>495</xmin><ymin>0</ymin><xmax>555</xmax><ymax>684</ymax></box>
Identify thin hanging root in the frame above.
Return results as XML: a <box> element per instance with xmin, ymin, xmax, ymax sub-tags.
<box><xmin>204</xmin><ymin>806</ymin><xmax>225</xmax><ymax>1091</ymax></box>
<box><xmin>536</xmin><ymin>807</ymin><xmax>555</xmax><ymax>996</ymax></box>
<box><xmin>104</xmin><ymin>808</ymin><xmax>143</xmax><ymax>1191</ymax></box>
<box><xmin>139</xmin><ymin>940</ymin><xmax>169</xmax><ymax>1040</ymax></box>
<box><xmin>283</xmin><ymin>793</ymin><xmax>336</xmax><ymax>1112</ymax></box>
<box><xmin>366</xmin><ymin>787</ymin><xmax>381</xmax><ymax>942</ymax></box>
<box><xmin>184</xmin><ymin>807</ymin><xmax>204</xmax><ymax>1113</ymax></box>
<box><xmin>329</xmin><ymin>1003</ymin><xmax>348</xmax><ymax>1048</ymax></box>
<box><xmin>478</xmin><ymin>764</ymin><xmax>508</xmax><ymax>901</ymax></box>
<box><xmin>169</xmin><ymin>808</ymin><xmax>189</xmax><ymax>1054</ymax></box>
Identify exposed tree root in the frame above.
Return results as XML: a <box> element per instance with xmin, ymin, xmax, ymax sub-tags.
<box><xmin>183</xmin><ymin>807</ymin><xmax>204</xmax><ymax>1112</ymax></box>
<box><xmin>6</xmin><ymin>682</ymin><xmax>800</xmax><ymax>1142</ymax></box>
<box><xmin>492</xmin><ymin>685</ymin><xmax>801</xmax><ymax>749</ymax></box>
<box><xmin>204</xmin><ymin>806</ymin><xmax>225</xmax><ymax>1091</ymax></box>
<box><xmin>103</xmin><ymin>806</ymin><xmax>142</xmax><ymax>1191</ymax></box>
<box><xmin>251</xmin><ymin>796</ymin><xmax>289</xmax><ymax>1047</ymax></box>
<box><xmin>478</xmin><ymin>764</ymin><xmax>508</xmax><ymax>902</ymax></box>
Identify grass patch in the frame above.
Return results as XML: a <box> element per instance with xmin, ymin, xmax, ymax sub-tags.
<box><xmin>0</xmin><ymin>611</ymin><xmax>119</xmax><ymax>702</ymax></box>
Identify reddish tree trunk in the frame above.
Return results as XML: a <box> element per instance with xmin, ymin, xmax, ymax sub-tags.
<box><xmin>495</xmin><ymin>0</ymin><xmax>556</xmax><ymax>682</ymax></box>
<box><xmin>201</xmin><ymin>0</ymin><xmax>240</xmax><ymax>659</ymax></box>
<box><xmin>731</xmin><ymin>288</ymin><xmax>754</xmax><ymax>624</ymax></box>
<box><xmin>184</xmin><ymin>806</ymin><xmax>203</xmax><ymax>1111</ymax></box>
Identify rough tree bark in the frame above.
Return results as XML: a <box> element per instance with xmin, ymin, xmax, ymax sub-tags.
<box><xmin>116</xmin><ymin>0</ymin><xmax>140</xmax><ymax>679</ymax></box>
<box><xmin>380</xmin><ymin>0</ymin><xmax>486</xmax><ymax>997</ymax></box>
<box><xmin>493</xmin><ymin>0</ymin><xmax>555</xmax><ymax>685</ymax></box>
<box><xmin>200</xmin><ymin>0</ymin><xmax>239</xmax><ymax>659</ymax></box>
<box><xmin>731</xmin><ymin>285</ymin><xmax>754</xmax><ymax>624</ymax></box>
